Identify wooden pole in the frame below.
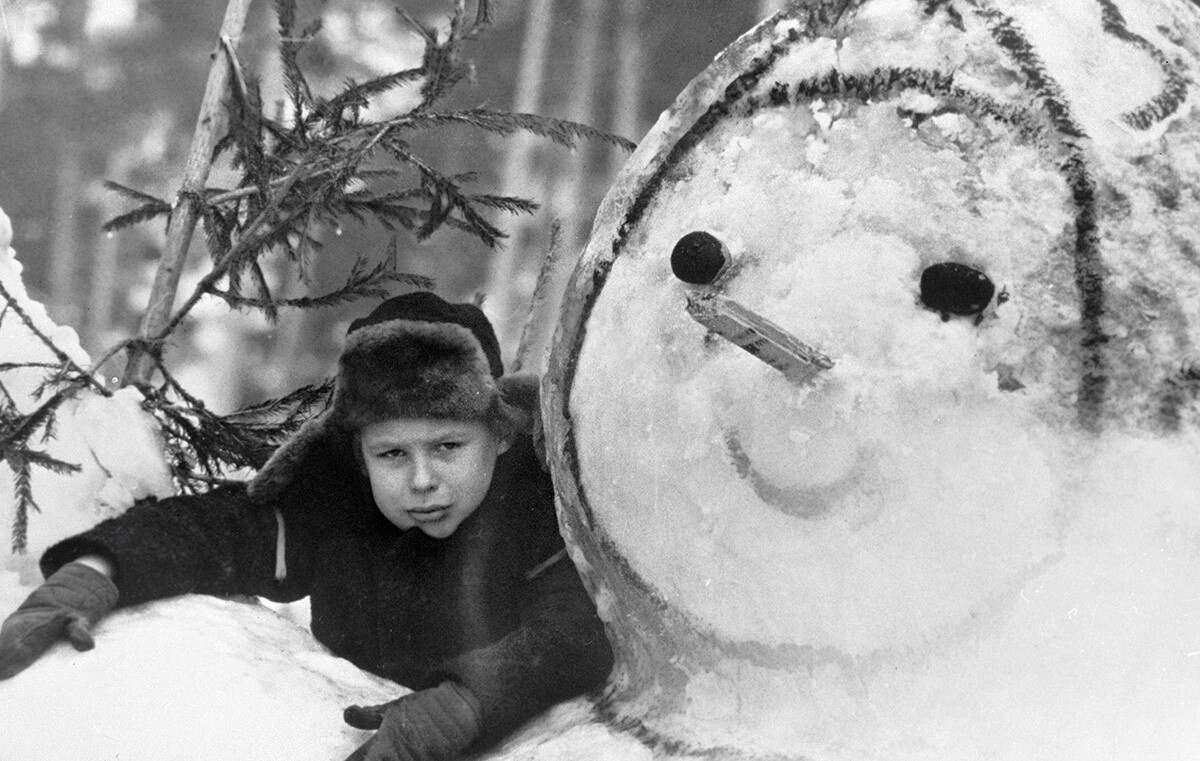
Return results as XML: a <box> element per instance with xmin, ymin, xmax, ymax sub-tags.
<box><xmin>122</xmin><ymin>0</ymin><xmax>253</xmax><ymax>386</ymax></box>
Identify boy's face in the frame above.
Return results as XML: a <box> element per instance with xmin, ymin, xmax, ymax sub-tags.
<box><xmin>359</xmin><ymin>417</ymin><xmax>510</xmax><ymax>538</ymax></box>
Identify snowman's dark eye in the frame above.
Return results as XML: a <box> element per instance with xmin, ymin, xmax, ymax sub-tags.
<box><xmin>920</xmin><ymin>262</ymin><xmax>996</xmax><ymax>318</ymax></box>
<box><xmin>671</xmin><ymin>231</ymin><xmax>731</xmax><ymax>285</ymax></box>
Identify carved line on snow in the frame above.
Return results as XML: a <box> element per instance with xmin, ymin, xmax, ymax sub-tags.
<box><xmin>973</xmin><ymin>7</ymin><xmax>1109</xmax><ymax>431</ymax></box>
<box><xmin>1095</xmin><ymin>0</ymin><xmax>1192</xmax><ymax>129</ymax></box>
<box><xmin>591</xmin><ymin>697</ymin><xmax>814</xmax><ymax>761</ymax></box>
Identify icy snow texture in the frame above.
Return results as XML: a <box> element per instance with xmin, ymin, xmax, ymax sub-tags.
<box><xmin>547</xmin><ymin>0</ymin><xmax>1200</xmax><ymax>758</ymax></box>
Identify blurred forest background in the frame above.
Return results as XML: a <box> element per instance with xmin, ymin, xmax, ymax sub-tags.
<box><xmin>0</xmin><ymin>0</ymin><xmax>780</xmax><ymax>411</ymax></box>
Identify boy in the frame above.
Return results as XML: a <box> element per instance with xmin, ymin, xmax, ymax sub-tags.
<box><xmin>0</xmin><ymin>291</ymin><xmax>614</xmax><ymax>761</ymax></box>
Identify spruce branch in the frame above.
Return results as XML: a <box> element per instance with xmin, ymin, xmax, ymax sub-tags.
<box><xmin>137</xmin><ymin>361</ymin><xmax>333</xmax><ymax>489</ymax></box>
<box><xmin>20</xmin><ymin>449</ymin><xmax>82</xmax><ymax>476</ymax></box>
<box><xmin>210</xmin><ymin>254</ymin><xmax>433</xmax><ymax>312</ymax></box>
<box><xmin>0</xmin><ymin>387</ymin><xmax>83</xmax><ymax>459</ymax></box>
<box><xmin>102</xmin><ymin>202</ymin><xmax>174</xmax><ymax>233</ymax></box>
<box><xmin>317</xmin><ymin>67</ymin><xmax>426</xmax><ymax>123</ymax></box>
<box><xmin>9</xmin><ymin>456</ymin><xmax>35</xmax><ymax>554</ymax></box>
<box><xmin>0</xmin><ymin>279</ymin><xmax>109</xmax><ymax>397</ymax></box>
<box><xmin>0</xmin><ymin>361</ymin><xmax>62</xmax><ymax>373</ymax></box>
<box><xmin>384</xmin><ymin>108</ymin><xmax>638</xmax><ymax>151</ymax></box>
<box><xmin>103</xmin><ymin>180</ymin><xmax>172</xmax><ymax>208</ymax></box>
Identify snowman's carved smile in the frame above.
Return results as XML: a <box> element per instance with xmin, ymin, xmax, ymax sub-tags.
<box><xmin>683</xmin><ymin>292</ymin><xmax>870</xmax><ymax>520</ymax></box>
<box><xmin>722</xmin><ymin>428</ymin><xmax>879</xmax><ymax>522</ymax></box>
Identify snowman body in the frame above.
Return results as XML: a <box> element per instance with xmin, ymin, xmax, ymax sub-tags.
<box><xmin>544</xmin><ymin>1</ymin><xmax>1200</xmax><ymax>758</ymax></box>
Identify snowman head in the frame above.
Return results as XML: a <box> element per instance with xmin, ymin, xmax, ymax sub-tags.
<box><xmin>545</xmin><ymin>1</ymin><xmax>1200</xmax><ymax>757</ymax></box>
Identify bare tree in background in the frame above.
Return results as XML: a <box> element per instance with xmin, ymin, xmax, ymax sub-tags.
<box><xmin>486</xmin><ymin>0</ymin><xmax>557</xmax><ymax>354</ymax></box>
<box><xmin>507</xmin><ymin>0</ymin><xmax>609</xmax><ymax>371</ymax></box>
<box><xmin>610</xmin><ymin>0</ymin><xmax>646</xmax><ymax>176</ymax></box>
<box><xmin>47</xmin><ymin>135</ymin><xmax>84</xmax><ymax>330</ymax></box>
<box><xmin>551</xmin><ymin>0</ymin><xmax>606</xmax><ymax>249</ymax></box>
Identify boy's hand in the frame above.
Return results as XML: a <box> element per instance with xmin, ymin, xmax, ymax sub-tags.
<box><xmin>343</xmin><ymin>681</ymin><xmax>482</xmax><ymax>761</ymax></box>
<box><xmin>0</xmin><ymin>562</ymin><xmax>118</xmax><ymax>679</ymax></box>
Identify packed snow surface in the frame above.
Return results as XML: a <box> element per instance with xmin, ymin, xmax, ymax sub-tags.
<box><xmin>0</xmin><ymin>596</ymin><xmax>401</xmax><ymax>761</ymax></box>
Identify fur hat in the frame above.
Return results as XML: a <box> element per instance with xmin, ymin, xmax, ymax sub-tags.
<box><xmin>247</xmin><ymin>291</ymin><xmax>537</xmax><ymax>502</ymax></box>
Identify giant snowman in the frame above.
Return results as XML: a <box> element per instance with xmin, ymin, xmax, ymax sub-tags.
<box><xmin>543</xmin><ymin>0</ymin><xmax>1200</xmax><ymax>758</ymax></box>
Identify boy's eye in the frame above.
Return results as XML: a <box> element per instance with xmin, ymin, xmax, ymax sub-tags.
<box><xmin>438</xmin><ymin>441</ymin><xmax>464</xmax><ymax>452</ymax></box>
<box><xmin>377</xmin><ymin>448</ymin><xmax>408</xmax><ymax>460</ymax></box>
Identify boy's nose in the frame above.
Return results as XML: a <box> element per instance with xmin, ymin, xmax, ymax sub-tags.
<box><xmin>409</xmin><ymin>456</ymin><xmax>439</xmax><ymax>492</ymax></box>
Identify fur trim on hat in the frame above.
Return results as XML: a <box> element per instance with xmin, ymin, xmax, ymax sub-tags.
<box><xmin>335</xmin><ymin>319</ymin><xmax>497</xmax><ymax>430</ymax></box>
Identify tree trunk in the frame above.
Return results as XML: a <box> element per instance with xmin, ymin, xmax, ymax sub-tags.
<box><xmin>505</xmin><ymin>0</ymin><xmax>608</xmax><ymax>372</ymax></box>
<box><xmin>552</xmin><ymin>0</ymin><xmax>606</xmax><ymax>249</ymax></box>
<box><xmin>609</xmin><ymin>0</ymin><xmax>647</xmax><ymax>176</ymax></box>
<box><xmin>87</xmin><ymin>146</ymin><xmax>137</xmax><ymax>352</ymax></box>
<box><xmin>47</xmin><ymin>135</ymin><xmax>84</xmax><ymax>331</ymax></box>
<box><xmin>122</xmin><ymin>0</ymin><xmax>254</xmax><ymax>386</ymax></box>
<box><xmin>484</xmin><ymin>0</ymin><xmax>556</xmax><ymax>357</ymax></box>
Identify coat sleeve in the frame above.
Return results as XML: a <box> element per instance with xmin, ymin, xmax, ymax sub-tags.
<box><xmin>431</xmin><ymin>552</ymin><xmax>614</xmax><ymax>745</ymax></box>
<box><xmin>38</xmin><ymin>483</ymin><xmax>325</xmax><ymax>608</ymax></box>
<box><xmin>425</xmin><ymin>456</ymin><xmax>614</xmax><ymax>745</ymax></box>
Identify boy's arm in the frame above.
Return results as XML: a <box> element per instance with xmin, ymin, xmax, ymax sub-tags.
<box><xmin>39</xmin><ymin>485</ymin><xmax>316</xmax><ymax>608</ymax></box>
<box><xmin>425</xmin><ymin>550</ymin><xmax>614</xmax><ymax>745</ymax></box>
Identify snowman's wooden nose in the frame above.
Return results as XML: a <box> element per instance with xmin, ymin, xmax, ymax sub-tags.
<box><xmin>685</xmin><ymin>293</ymin><xmax>833</xmax><ymax>384</ymax></box>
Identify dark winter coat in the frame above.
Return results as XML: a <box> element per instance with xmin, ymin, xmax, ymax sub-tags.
<box><xmin>40</xmin><ymin>429</ymin><xmax>614</xmax><ymax>747</ymax></box>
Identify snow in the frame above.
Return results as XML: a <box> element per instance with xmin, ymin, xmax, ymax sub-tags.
<box><xmin>0</xmin><ymin>596</ymin><xmax>402</xmax><ymax>761</ymax></box>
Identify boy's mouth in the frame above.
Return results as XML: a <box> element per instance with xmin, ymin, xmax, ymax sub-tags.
<box><xmin>409</xmin><ymin>505</ymin><xmax>451</xmax><ymax>521</ymax></box>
